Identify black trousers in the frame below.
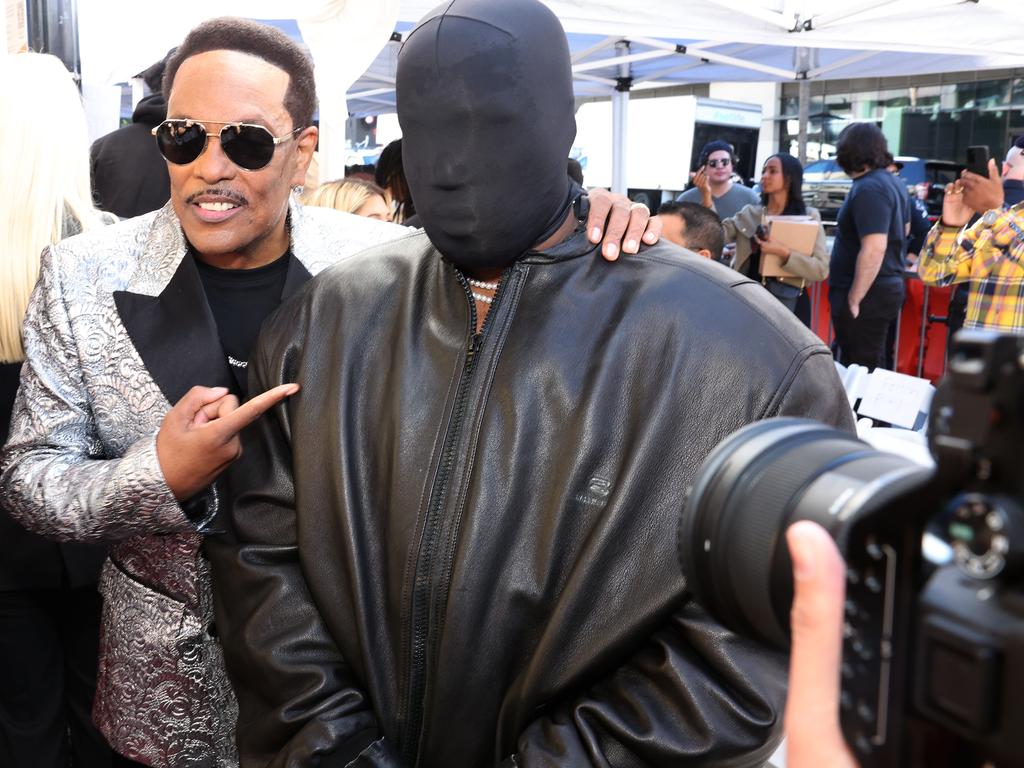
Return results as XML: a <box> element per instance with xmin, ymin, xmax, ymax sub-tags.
<box><xmin>830</xmin><ymin>279</ymin><xmax>905</xmax><ymax>370</ymax></box>
<box><xmin>0</xmin><ymin>584</ymin><xmax>120</xmax><ymax>768</ymax></box>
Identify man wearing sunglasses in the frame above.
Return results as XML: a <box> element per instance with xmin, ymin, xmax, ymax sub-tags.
<box><xmin>0</xmin><ymin>16</ymin><xmax>660</xmax><ymax>768</ymax></box>
<box><xmin>677</xmin><ymin>139</ymin><xmax>760</xmax><ymax>221</ymax></box>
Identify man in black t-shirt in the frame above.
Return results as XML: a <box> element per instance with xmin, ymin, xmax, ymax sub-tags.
<box><xmin>828</xmin><ymin>123</ymin><xmax>909</xmax><ymax>369</ymax></box>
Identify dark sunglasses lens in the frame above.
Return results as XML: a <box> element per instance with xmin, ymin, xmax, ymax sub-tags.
<box><xmin>155</xmin><ymin>122</ymin><xmax>206</xmax><ymax>164</ymax></box>
<box><xmin>220</xmin><ymin>124</ymin><xmax>276</xmax><ymax>170</ymax></box>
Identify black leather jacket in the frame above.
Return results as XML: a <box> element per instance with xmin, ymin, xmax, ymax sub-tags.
<box><xmin>210</xmin><ymin>225</ymin><xmax>854</xmax><ymax>768</ymax></box>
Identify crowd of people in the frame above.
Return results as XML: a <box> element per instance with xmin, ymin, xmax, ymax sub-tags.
<box><xmin>0</xmin><ymin>1</ymin><xmax>1022</xmax><ymax>767</ymax></box>
<box><xmin>657</xmin><ymin>126</ymin><xmax>1024</xmax><ymax>371</ymax></box>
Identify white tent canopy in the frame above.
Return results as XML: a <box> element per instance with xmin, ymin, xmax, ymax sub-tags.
<box><xmin>76</xmin><ymin>0</ymin><xmax>1024</xmax><ymax>182</ymax></box>
<box><xmin>348</xmin><ymin>0</ymin><xmax>1024</xmax><ymax>189</ymax></box>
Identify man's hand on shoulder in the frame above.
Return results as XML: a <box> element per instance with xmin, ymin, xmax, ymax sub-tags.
<box><xmin>156</xmin><ymin>383</ymin><xmax>299</xmax><ymax>501</ymax></box>
<box><xmin>586</xmin><ymin>188</ymin><xmax>661</xmax><ymax>261</ymax></box>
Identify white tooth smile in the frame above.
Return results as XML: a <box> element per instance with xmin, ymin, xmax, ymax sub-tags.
<box><xmin>197</xmin><ymin>201</ymin><xmax>237</xmax><ymax>212</ymax></box>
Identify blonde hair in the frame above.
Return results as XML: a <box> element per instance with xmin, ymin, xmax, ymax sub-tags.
<box><xmin>302</xmin><ymin>178</ymin><xmax>387</xmax><ymax>216</ymax></box>
<box><xmin>0</xmin><ymin>53</ymin><xmax>107</xmax><ymax>363</ymax></box>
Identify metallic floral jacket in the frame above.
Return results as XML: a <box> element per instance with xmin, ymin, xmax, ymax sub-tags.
<box><xmin>0</xmin><ymin>200</ymin><xmax>410</xmax><ymax>767</ymax></box>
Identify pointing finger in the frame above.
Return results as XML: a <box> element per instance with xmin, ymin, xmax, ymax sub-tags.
<box><xmin>210</xmin><ymin>383</ymin><xmax>300</xmax><ymax>440</ymax></box>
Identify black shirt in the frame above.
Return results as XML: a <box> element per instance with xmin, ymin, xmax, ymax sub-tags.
<box><xmin>1</xmin><ymin>361</ymin><xmax>21</xmax><ymax>444</ymax></box>
<box><xmin>829</xmin><ymin>169</ymin><xmax>909</xmax><ymax>290</ymax></box>
<box><xmin>195</xmin><ymin>250</ymin><xmax>291</xmax><ymax>395</ymax></box>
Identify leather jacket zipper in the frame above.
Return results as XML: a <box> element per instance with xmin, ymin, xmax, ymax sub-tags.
<box><xmin>401</xmin><ymin>269</ymin><xmax>511</xmax><ymax>764</ymax></box>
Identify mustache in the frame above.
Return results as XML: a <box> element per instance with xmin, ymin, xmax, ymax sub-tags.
<box><xmin>185</xmin><ymin>188</ymin><xmax>248</xmax><ymax>206</ymax></box>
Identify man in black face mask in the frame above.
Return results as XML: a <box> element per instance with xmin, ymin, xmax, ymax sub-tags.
<box><xmin>210</xmin><ymin>1</ymin><xmax>854</xmax><ymax>766</ymax></box>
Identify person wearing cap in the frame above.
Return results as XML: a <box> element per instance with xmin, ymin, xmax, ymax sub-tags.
<box><xmin>677</xmin><ymin>139</ymin><xmax>760</xmax><ymax>220</ymax></box>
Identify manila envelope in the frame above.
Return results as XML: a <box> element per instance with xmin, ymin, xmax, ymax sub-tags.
<box><xmin>760</xmin><ymin>218</ymin><xmax>819</xmax><ymax>278</ymax></box>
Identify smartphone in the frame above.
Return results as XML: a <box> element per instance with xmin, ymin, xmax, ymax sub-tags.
<box><xmin>966</xmin><ymin>145</ymin><xmax>991</xmax><ymax>177</ymax></box>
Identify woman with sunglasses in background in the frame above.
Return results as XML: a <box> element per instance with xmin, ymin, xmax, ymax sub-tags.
<box><xmin>714</xmin><ymin>152</ymin><xmax>829</xmax><ymax>313</ymax></box>
<box><xmin>0</xmin><ymin>52</ymin><xmax>123</xmax><ymax>768</ymax></box>
<box><xmin>301</xmin><ymin>177</ymin><xmax>392</xmax><ymax>222</ymax></box>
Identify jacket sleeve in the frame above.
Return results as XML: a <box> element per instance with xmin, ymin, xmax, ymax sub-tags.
<box><xmin>723</xmin><ymin>205</ymin><xmax>759</xmax><ymax>274</ymax></box>
<box><xmin>509</xmin><ymin>600</ymin><xmax>787</xmax><ymax>767</ymax></box>
<box><xmin>207</xmin><ymin>329</ymin><xmax>405</xmax><ymax>768</ymax></box>
<box><xmin>0</xmin><ymin>246</ymin><xmax>201</xmax><ymax>543</ymax></box>
<box><xmin>782</xmin><ymin>211</ymin><xmax>829</xmax><ymax>283</ymax></box>
<box><xmin>769</xmin><ymin>344</ymin><xmax>856</xmax><ymax>431</ymax></box>
<box><xmin>917</xmin><ymin>222</ymin><xmax>974</xmax><ymax>287</ymax></box>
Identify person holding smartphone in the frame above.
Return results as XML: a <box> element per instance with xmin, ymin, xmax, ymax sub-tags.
<box><xmin>917</xmin><ymin>151</ymin><xmax>1024</xmax><ymax>334</ymax></box>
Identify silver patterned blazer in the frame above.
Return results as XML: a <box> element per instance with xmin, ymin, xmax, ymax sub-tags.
<box><xmin>0</xmin><ymin>199</ymin><xmax>410</xmax><ymax>767</ymax></box>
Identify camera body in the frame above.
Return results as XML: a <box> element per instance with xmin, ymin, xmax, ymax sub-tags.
<box><xmin>680</xmin><ymin>331</ymin><xmax>1024</xmax><ymax>767</ymax></box>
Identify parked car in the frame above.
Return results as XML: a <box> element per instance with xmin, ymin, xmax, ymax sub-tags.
<box><xmin>802</xmin><ymin>157</ymin><xmax>963</xmax><ymax>224</ymax></box>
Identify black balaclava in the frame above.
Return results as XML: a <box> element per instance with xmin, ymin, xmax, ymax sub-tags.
<box><xmin>396</xmin><ymin>0</ymin><xmax>577</xmax><ymax>272</ymax></box>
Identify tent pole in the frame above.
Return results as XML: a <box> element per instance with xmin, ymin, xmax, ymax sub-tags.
<box><xmin>611</xmin><ymin>40</ymin><xmax>630</xmax><ymax>195</ymax></box>
<box><xmin>798</xmin><ymin>78</ymin><xmax>810</xmax><ymax>164</ymax></box>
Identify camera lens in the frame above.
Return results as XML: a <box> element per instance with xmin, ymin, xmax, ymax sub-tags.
<box><xmin>679</xmin><ymin>418</ymin><xmax>930</xmax><ymax>649</ymax></box>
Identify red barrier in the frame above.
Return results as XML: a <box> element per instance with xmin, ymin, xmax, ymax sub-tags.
<box><xmin>808</xmin><ymin>277</ymin><xmax>951</xmax><ymax>384</ymax></box>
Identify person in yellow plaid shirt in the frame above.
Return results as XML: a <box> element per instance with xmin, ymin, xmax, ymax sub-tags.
<box><xmin>918</xmin><ymin>157</ymin><xmax>1024</xmax><ymax>333</ymax></box>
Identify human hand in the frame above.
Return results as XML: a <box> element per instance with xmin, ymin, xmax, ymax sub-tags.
<box><xmin>785</xmin><ymin>521</ymin><xmax>859</xmax><ymax>768</ymax></box>
<box><xmin>156</xmin><ymin>383</ymin><xmax>300</xmax><ymax>500</ymax></box>
<box><xmin>586</xmin><ymin>188</ymin><xmax>661</xmax><ymax>261</ymax></box>
<box><xmin>692</xmin><ymin>165</ymin><xmax>713</xmax><ymax>207</ymax></box>
<box><xmin>960</xmin><ymin>159</ymin><xmax>1004</xmax><ymax>216</ymax></box>
<box><xmin>847</xmin><ymin>296</ymin><xmax>860</xmax><ymax>319</ymax></box>
<box><xmin>756</xmin><ymin>235</ymin><xmax>791</xmax><ymax>262</ymax></box>
<box><xmin>940</xmin><ymin>182</ymin><xmax>973</xmax><ymax>228</ymax></box>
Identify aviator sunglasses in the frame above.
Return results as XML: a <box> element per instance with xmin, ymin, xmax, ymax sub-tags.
<box><xmin>152</xmin><ymin>118</ymin><xmax>304</xmax><ymax>171</ymax></box>
<box><xmin>706</xmin><ymin>158</ymin><xmax>732</xmax><ymax>168</ymax></box>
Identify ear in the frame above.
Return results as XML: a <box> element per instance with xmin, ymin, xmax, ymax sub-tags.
<box><xmin>697</xmin><ymin>249</ymin><xmax>713</xmax><ymax>259</ymax></box>
<box><xmin>290</xmin><ymin>125</ymin><xmax>319</xmax><ymax>187</ymax></box>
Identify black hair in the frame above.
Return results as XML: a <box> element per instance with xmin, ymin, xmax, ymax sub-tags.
<box><xmin>658</xmin><ymin>201</ymin><xmax>725</xmax><ymax>260</ymax></box>
<box><xmin>567</xmin><ymin>158</ymin><xmax>584</xmax><ymax>186</ymax></box>
<box><xmin>1014</xmin><ymin>135</ymin><xmax>1024</xmax><ymax>150</ymax></box>
<box><xmin>375</xmin><ymin>139</ymin><xmax>415</xmax><ymax>219</ymax></box>
<box><xmin>163</xmin><ymin>17</ymin><xmax>316</xmax><ymax>130</ymax></box>
<box><xmin>834</xmin><ymin>123</ymin><xmax>889</xmax><ymax>175</ymax></box>
<box><xmin>698</xmin><ymin>139</ymin><xmax>739</xmax><ymax>168</ymax></box>
<box><xmin>760</xmin><ymin>153</ymin><xmax>807</xmax><ymax>216</ymax></box>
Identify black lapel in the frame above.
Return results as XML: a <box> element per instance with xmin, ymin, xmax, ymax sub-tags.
<box><xmin>281</xmin><ymin>253</ymin><xmax>313</xmax><ymax>301</ymax></box>
<box><xmin>114</xmin><ymin>254</ymin><xmax>233</xmax><ymax>406</ymax></box>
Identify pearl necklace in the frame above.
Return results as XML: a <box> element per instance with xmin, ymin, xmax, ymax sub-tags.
<box><xmin>468</xmin><ymin>277</ymin><xmax>499</xmax><ymax>305</ymax></box>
